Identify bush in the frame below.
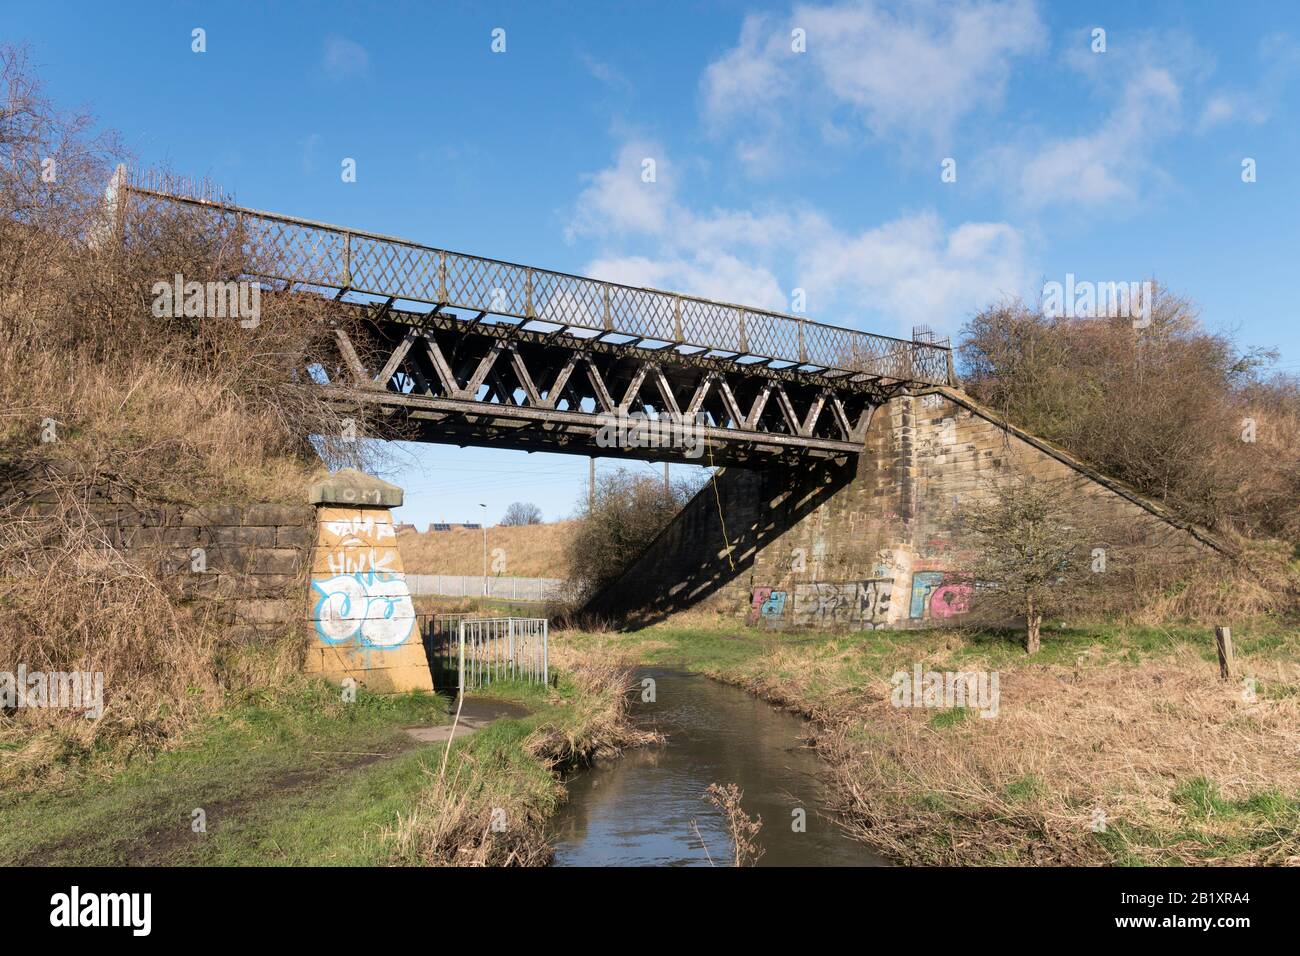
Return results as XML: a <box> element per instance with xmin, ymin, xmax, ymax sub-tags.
<box><xmin>501</xmin><ymin>501</ymin><xmax>543</xmax><ymax>526</ymax></box>
<box><xmin>0</xmin><ymin>44</ymin><xmax>379</xmax><ymax>778</ymax></box>
<box><xmin>960</xmin><ymin>288</ymin><xmax>1300</xmax><ymax>542</ymax></box>
<box><xmin>564</xmin><ymin>467</ymin><xmax>701</xmax><ymax>603</ymax></box>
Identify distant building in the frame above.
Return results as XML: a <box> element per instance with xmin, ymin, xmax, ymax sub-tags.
<box><xmin>426</xmin><ymin>522</ymin><xmax>483</xmax><ymax>532</ymax></box>
<box><xmin>393</xmin><ymin>523</ymin><xmax>417</xmax><ymax>534</ymax></box>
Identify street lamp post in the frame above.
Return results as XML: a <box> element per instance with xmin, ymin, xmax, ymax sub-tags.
<box><xmin>478</xmin><ymin>503</ymin><xmax>487</xmax><ymax>614</ymax></box>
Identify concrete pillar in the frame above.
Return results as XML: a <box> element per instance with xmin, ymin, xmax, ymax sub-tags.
<box><xmin>304</xmin><ymin>469</ymin><xmax>433</xmax><ymax>693</ymax></box>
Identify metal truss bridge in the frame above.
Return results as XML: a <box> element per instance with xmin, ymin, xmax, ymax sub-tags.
<box><xmin>123</xmin><ymin>181</ymin><xmax>954</xmax><ymax>468</ymax></box>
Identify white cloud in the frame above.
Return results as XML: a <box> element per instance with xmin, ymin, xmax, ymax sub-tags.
<box><xmin>798</xmin><ymin>213</ymin><xmax>1028</xmax><ymax>331</ymax></box>
<box><xmin>586</xmin><ymin>254</ymin><xmax>789</xmax><ymax>312</ymax></box>
<box><xmin>322</xmin><ymin>37</ymin><xmax>370</xmax><ymax>79</ymax></box>
<box><xmin>1197</xmin><ymin>91</ymin><xmax>1268</xmax><ymax>132</ymax></box>
<box><xmin>1198</xmin><ymin>33</ymin><xmax>1300</xmax><ymax>131</ymax></box>
<box><xmin>567</xmin><ymin>144</ymin><xmax>1030</xmax><ymax>333</ymax></box>
<box><xmin>301</xmin><ymin>132</ymin><xmax>322</xmax><ymax>174</ymax></box>
<box><xmin>566</xmin><ymin>140</ymin><xmax>676</xmax><ymax>240</ymax></box>
<box><xmin>991</xmin><ymin>63</ymin><xmax>1183</xmax><ymax>209</ymax></box>
<box><xmin>581</xmin><ymin>54</ymin><xmax>633</xmax><ymax>92</ymax></box>
<box><xmin>701</xmin><ymin>0</ymin><xmax>1046</xmax><ymax>168</ymax></box>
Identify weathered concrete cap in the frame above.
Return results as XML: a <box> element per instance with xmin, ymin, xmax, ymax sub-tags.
<box><xmin>308</xmin><ymin>469</ymin><xmax>403</xmax><ymax>508</ymax></box>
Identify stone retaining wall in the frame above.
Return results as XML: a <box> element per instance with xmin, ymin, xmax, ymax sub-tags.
<box><xmin>586</xmin><ymin>388</ymin><xmax>1224</xmax><ymax>629</ymax></box>
<box><xmin>18</xmin><ymin>491</ymin><xmax>314</xmax><ymax>641</ymax></box>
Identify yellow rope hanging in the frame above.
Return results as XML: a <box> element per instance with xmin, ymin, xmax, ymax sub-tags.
<box><xmin>705</xmin><ymin>429</ymin><xmax>735</xmax><ymax>571</ymax></box>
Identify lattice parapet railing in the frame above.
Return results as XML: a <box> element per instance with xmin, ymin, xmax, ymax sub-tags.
<box><xmin>121</xmin><ymin>185</ymin><xmax>952</xmax><ymax>386</ymax></box>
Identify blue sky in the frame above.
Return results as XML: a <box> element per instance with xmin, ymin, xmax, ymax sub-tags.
<box><xmin>9</xmin><ymin>0</ymin><xmax>1300</xmax><ymax>527</ymax></box>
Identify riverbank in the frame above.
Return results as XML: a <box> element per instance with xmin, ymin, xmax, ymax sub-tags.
<box><xmin>548</xmin><ymin>664</ymin><xmax>887</xmax><ymax>866</ymax></box>
<box><xmin>0</xmin><ymin>655</ymin><xmax>652</xmax><ymax>866</ymax></box>
<box><xmin>554</xmin><ymin>620</ymin><xmax>1300</xmax><ymax>865</ymax></box>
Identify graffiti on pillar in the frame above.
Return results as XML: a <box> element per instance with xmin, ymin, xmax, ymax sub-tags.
<box><xmin>909</xmin><ymin>571</ymin><xmax>943</xmax><ymax>618</ymax></box>
<box><xmin>312</xmin><ymin>570</ymin><xmax>416</xmax><ymax>648</ymax></box>
<box><xmin>929</xmin><ymin>582</ymin><xmax>972</xmax><ymax>618</ymax></box>
<box><xmin>859</xmin><ymin>578</ymin><xmax>892</xmax><ymax>626</ymax></box>
<box><xmin>311</xmin><ymin>507</ymin><xmax>415</xmax><ymax>650</ymax></box>
<box><xmin>794</xmin><ymin>582</ymin><xmax>851</xmax><ymax>625</ymax></box>
<box><xmin>792</xmin><ymin>579</ymin><xmax>893</xmax><ymax>628</ymax></box>
<box><xmin>909</xmin><ymin>570</ymin><xmax>972</xmax><ymax>621</ymax></box>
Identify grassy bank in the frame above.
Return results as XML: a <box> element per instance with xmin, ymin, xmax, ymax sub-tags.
<box><xmin>0</xmin><ymin>656</ymin><xmax>652</xmax><ymax>866</ymax></box>
<box><xmin>555</xmin><ymin>619</ymin><xmax>1300</xmax><ymax>866</ymax></box>
<box><xmin>398</xmin><ymin>521</ymin><xmax>576</xmax><ymax>578</ymax></box>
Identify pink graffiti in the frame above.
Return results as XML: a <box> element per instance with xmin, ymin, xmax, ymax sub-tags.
<box><xmin>929</xmin><ymin>584</ymin><xmax>972</xmax><ymax>619</ymax></box>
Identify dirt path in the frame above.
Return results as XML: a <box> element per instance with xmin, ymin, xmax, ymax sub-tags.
<box><xmin>21</xmin><ymin>696</ymin><xmax>533</xmax><ymax>866</ymax></box>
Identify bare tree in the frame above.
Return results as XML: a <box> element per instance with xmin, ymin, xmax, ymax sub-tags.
<box><xmin>955</xmin><ymin>477</ymin><xmax>1094</xmax><ymax>654</ymax></box>
<box><xmin>500</xmin><ymin>501</ymin><xmax>543</xmax><ymax>526</ymax></box>
<box><xmin>565</xmin><ymin>467</ymin><xmax>699</xmax><ymax>602</ymax></box>
<box><xmin>959</xmin><ymin>291</ymin><xmax>1300</xmax><ymax>541</ymax></box>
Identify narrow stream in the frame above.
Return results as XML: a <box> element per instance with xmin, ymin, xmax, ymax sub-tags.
<box><xmin>549</xmin><ymin>667</ymin><xmax>887</xmax><ymax>867</ymax></box>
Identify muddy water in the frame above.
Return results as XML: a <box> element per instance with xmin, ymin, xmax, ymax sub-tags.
<box><xmin>549</xmin><ymin>667</ymin><xmax>887</xmax><ymax>867</ymax></box>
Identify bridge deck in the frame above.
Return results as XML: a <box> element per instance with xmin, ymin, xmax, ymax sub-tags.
<box><xmin>121</xmin><ymin>180</ymin><xmax>952</xmax><ymax>466</ymax></box>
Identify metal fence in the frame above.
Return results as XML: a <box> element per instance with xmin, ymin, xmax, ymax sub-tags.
<box><xmin>458</xmin><ymin>618</ymin><xmax>549</xmax><ymax>693</ymax></box>
<box><xmin>417</xmin><ymin>614</ymin><xmax>550</xmax><ymax>695</ymax></box>
<box><xmin>407</xmin><ymin>574</ymin><xmax>564</xmax><ymax>602</ymax></box>
<box><xmin>121</xmin><ymin>181</ymin><xmax>953</xmax><ymax>385</ymax></box>
<box><xmin>419</xmin><ymin>614</ymin><xmax>466</xmax><ymax>693</ymax></box>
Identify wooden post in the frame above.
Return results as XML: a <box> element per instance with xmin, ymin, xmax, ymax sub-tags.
<box><xmin>1214</xmin><ymin>626</ymin><xmax>1234</xmax><ymax>681</ymax></box>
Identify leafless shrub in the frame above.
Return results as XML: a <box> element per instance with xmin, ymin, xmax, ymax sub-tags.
<box><xmin>951</xmin><ymin>474</ymin><xmax>1107</xmax><ymax>653</ymax></box>
<box><xmin>564</xmin><ymin>467</ymin><xmax>702</xmax><ymax>604</ymax></box>
<box><xmin>0</xmin><ymin>45</ymin><xmax>371</xmax><ymax>776</ymax></box>
<box><xmin>960</xmin><ymin>289</ymin><xmax>1300</xmax><ymax>542</ymax></box>
<box><xmin>705</xmin><ymin>782</ymin><xmax>765</xmax><ymax>866</ymax></box>
<box><xmin>500</xmin><ymin>501</ymin><xmax>543</xmax><ymax>526</ymax></box>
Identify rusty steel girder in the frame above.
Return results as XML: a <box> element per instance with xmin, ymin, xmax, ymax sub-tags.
<box><xmin>121</xmin><ymin>178</ymin><xmax>950</xmax><ymax>466</ymax></box>
<box><xmin>319</xmin><ymin>300</ymin><xmax>903</xmax><ymax>467</ymax></box>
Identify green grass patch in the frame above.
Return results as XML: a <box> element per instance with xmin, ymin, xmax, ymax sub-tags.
<box><xmin>928</xmin><ymin>708</ymin><xmax>972</xmax><ymax>729</ymax></box>
<box><xmin>0</xmin><ymin>661</ymin><xmax>625</xmax><ymax>866</ymax></box>
<box><xmin>0</xmin><ymin>681</ymin><xmax>450</xmax><ymax>865</ymax></box>
<box><xmin>1003</xmin><ymin>775</ymin><xmax>1044</xmax><ymax>803</ymax></box>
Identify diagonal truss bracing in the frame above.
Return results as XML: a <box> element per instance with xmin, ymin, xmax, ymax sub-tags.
<box><xmin>121</xmin><ymin>180</ymin><xmax>946</xmax><ymax>466</ymax></box>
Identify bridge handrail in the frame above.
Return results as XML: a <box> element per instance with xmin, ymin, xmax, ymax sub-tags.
<box><xmin>122</xmin><ymin>185</ymin><xmax>953</xmax><ymax>386</ymax></box>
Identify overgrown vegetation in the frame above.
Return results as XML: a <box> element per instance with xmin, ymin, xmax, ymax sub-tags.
<box><xmin>956</xmin><ymin>476</ymin><xmax>1104</xmax><ymax>653</ymax></box>
<box><xmin>563</xmin><ymin>466</ymin><xmax>703</xmax><ymax>604</ymax></box>
<box><xmin>387</xmin><ymin>652</ymin><xmax>659</xmax><ymax>866</ymax></box>
<box><xmin>556</xmin><ymin>620</ymin><xmax>1300</xmax><ymax>865</ymax></box>
<box><xmin>961</xmin><ymin>290</ymin><xmax>1300</xmax><ymax>543</ymax></box>
<box><xmin>0</xmin><ymin>652</ymin><xmax>657</xmax><ymax>866</ymax></box>
<box><xmin>0</xmin><ymin>45</ymin><xmax>381</xmax><ymax>778</ymax></box>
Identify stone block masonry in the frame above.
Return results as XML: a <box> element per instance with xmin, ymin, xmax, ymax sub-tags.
<box><xmin>13</xmin><ymin>467</ymin><xmax>435</xmax><ymax>693</ymax></box>
<box><xmin>13</xmin><ymin>488</ymin><xmax>316</xmax><ymax>642</ymax></box>
<box><xmin>586</xmin><ymin>388</ymin><xmax>1223</xmax><ymax>629</ymax></box>
<box><xmin>303</xmin><ymin>470</ymin><xmax>433</xmax><ymax>694</ymax></box>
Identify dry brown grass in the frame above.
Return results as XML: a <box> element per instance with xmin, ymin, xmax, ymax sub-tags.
<box><xmin>0</xmin><ymin>47</ymin><xmax>368</xmax><ymax>782</ymax></box>
<box><xmin>397</xmin><ymin>521</ymin><xmax>578</xmax><ymax>578</ymax></box>
<box><xmin>704</xmin><ymin>782</ymin><xmax>765</xmax><ymax>866</ymax></box>
<box><xmin>386</xmin><ymin>648</ymin><xmax>659</xmax><ymax>866</ymax></box>
<box><xmin>0</xmin><ymin>487</ymin><xmax>309</xmax><ymax>790</ymax></box>
<box><xmin>526</xmin><ymin>648</ymin><xmax>662</xmax><ymax>762</ymax></box>
<box><xmin>721</xmin><ymin>635</ymin><xmax>1300</xmax><ymax>865</ymax></box>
